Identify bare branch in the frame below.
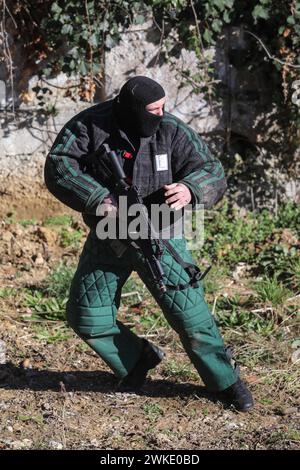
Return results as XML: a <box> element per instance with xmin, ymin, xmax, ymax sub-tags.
<box><xmin>40</xmin><ymin>77</ymin><xmax>81</xmax><ymax>90</ymax></box>
<box><xmin>154</xmin><ymin>18</ymin><xmax>165</xmax><ymax>68</ymax></box>
<box><xmin>245</xmin><ymin>29</ymin><xmax>300</xmax><ymax>69</ymax></box>
<box><xmin>2</xmin><ymin>0</ymin><xmax>17</xmax><ymax>29</ymax></box>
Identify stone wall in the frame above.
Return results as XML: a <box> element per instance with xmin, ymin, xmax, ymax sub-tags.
<box><xmin>0</xmin><ymin>22</ymin><xmax>299</xmax><ymax>218</ymax></box>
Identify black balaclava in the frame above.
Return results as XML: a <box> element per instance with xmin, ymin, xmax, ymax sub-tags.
<box><xmin>114</xmin><ymin>76</ymin><xmax>165</xmax><ymax>138</ymax></box>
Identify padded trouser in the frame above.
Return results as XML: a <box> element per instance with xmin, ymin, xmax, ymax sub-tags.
<box><xmin>66</xmin><ymin>231</ymin><xmax>237</xmax><ymax>391</ymax></box>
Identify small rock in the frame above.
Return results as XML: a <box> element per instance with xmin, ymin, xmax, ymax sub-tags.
<box><xmin>11</xmin><ymin>439</ymin><xmax>33</xmax><ymax>449</ymax></box>
<box><xmin>7</xmin><ymin>426</ymin><xmax>14</xmax><ymax>433</ymax></box>
<box><xmin>90</xmin><ymin>439</ymin><xmax>100</xmax><ymax>448</ymax></box>
<box><xmin>0</xmin><ymin>340</ymin><xmax>6</xmax><ymax>364</ymax></box>
<box><xmin>42</xmin><ymin>402</ymin><xmax>51</xmax><ymax>411</ymax></box>
<box><xmin>222</xmin><ymin>411</ymin><xmax>234</xmax><ymax>420</ymax></box>
<box><xmin>49</xmin><ymin>440</ymin><xmax>63</xmax><ymax>450</ymax></box>
<box><xmin>285</xmin><ymin>407</ymin><xmax>298</xmax><ymax>414</ymax></box>
<box><xmin>156</xmin><ymin>433</ymin><xmax>173</xmax><ymax>446</ymax></box>
<box><xmin>1</xmin><ymin>439</ymin><xmax>13</xmax><ymax>448</ymax></box>
<box><xmin>225</xmin><ymin>422</ymin><xmax>239</xmax><ymax>430</ymax></box>
<box><xmin>20</xmin><ymin>358</ymin><xmax>32</xmax><ymax>369</ymax></box>
<box><xmin>232</xmin><ymin>262</ymin><xmax>250</xmax><ymax>281</ymax></box>
<box><xmin>291</xmin><ymin>349</ymin><xmax>300</xmax><ymax>364</ymax></box>
<box><xmin>203</xmin><ymin>417</ymin><xmax>213</xmax><ymax>424</ymax></box>
<box><xmin>0</xmin><ymin>401</ymin><xmax>9</xmax><ymax>411</ymax></box>
<box><xmin>1</xmin><ymin>231</ymin><xmax>13</xmax><ymax>242</ymax></box>
<box><xmin>276</xmin><ymin>406</ymin><xmax>298</xmax><ymax>416</ymax></box>
<box><xmin>33</xmin><ymin>253</ymin><xmax>44</xmax><ymax>265</ymax></box>
<box><xmin>12</xmin><ymin>225</ymin><xmax>24</xmax><ymax>237</ymax></box>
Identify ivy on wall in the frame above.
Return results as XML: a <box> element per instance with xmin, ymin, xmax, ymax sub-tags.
<box><xmin>1</xmin><ymin>0</ymin><xmax>299</xmax><ymax>108</ymax></box>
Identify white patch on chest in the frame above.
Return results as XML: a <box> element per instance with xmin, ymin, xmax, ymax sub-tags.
<box><xmin>155</xmin><ymin>154</ymin><xmax>168</xmax><ymax>171</ymax></box>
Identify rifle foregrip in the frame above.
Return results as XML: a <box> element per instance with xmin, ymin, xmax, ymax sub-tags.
<box><xmin>101</xmin><ymin>142</ymin><xmax>127</xmax><ymax>181</ymax></box>
<box><xmin>108</xmin><ymin>150</ymin><xmax>127</xmax><ymax>181</ymax></box>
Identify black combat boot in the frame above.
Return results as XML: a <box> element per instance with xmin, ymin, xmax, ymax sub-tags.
<box><xmin>221</xmin><ymin>377</ymin><xmax>254</xmax><ymax>412</ymax></box>
<box><xmin>118</xmin><ymin>339</ymin><xmax>165</xmax><ymax>391</ymax></box>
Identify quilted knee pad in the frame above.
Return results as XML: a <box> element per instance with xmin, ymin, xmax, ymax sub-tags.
<box><xmin>66</xmin><ymin>235</ymin><xmax>131</xmax><ymax>337</ymax></box>
<box><xmin>160</xmin><ymin>285</ymin><xmax>214</xmax><ymax>333</ymax></box>
<box><xmin>67</xmin><ymin>299</ymin><xmax>117</xmax><ymax>337</ymax></box>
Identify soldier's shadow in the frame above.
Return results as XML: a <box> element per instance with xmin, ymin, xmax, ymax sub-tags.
<box><xmin>0</xmin><ymin>362</ymin><xmax>215</xmax><ymax>401</ymax></box>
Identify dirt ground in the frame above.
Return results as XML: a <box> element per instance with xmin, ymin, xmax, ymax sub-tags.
<box><xmin>0</xmin><ymin>181</ymin><xmax>71</xmax><ymax>221</ymax></box>
<box><xmin>0</xmin><ymin>204</ymin><xmax>299</xmax><ymax>451</ymax></box>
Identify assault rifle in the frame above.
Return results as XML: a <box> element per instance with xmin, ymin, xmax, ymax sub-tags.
<box><xmin>91</xmin><ymin>143</ymin><xmax>210</xmax><ymax>294</ymax></box>
<box><xmin>102</xmin><ymin>143</ymin><xmax>167</xmax><ymax>293</ymax></box>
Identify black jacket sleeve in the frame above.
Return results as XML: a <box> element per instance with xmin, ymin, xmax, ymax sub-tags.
<box><xmin>165</xmin><ymin>114</ymin><xmax>227</xmax><ymax>208</ymax></box>
<box><xmin>44</xmin><ymin>118</ymin><xmax>110</xmax><ymax>215</ymax></box>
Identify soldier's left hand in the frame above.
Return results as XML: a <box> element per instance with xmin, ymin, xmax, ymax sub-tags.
<box><xmin>164</xmin><ymin>183</ymin><xmax>192</xmax><ymax>210</ymax></box>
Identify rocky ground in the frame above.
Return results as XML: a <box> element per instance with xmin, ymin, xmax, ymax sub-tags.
<box><xmin>0</xmin><ymin>206</ymin><xmax>299</xmax><ymax>450</ymax></box>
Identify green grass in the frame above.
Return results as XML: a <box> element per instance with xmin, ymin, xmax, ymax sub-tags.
<box><xmin>24</xmin><ymin>262</ymin><xmax>75</xmax><ymax>320</ymax></box>
<box><xmin>59</xmin><ymin>227</ymin><xmax>83</xmax><ymax>248</ymax></box>
<box><xmin>43</xmin><ymin>214</ymin><xmax>73</xmax><ymax>227</ymax></box>
<box><xmin>254</xmin><ymin>276</ymin><xmax>292</xmax><ymax>306</ymax></box>
<box><xmin>138</xmin><ymin>309</ymin><xmax>169</xmax><ymax>330</ymax></box>
<box><xmin>267</xmin><ymin>429</ymin><xmax>300</xmax><ymax>445</ymax></box>
<box><xmin>17</xmin><ymin>414</ymin><xmax>44</xmax><ymax>425</ymax></box>
<box><xmin>33</xmin><ymin>324</ymin><xmax>71</xmax><ymax>343</ymax></box>
<box><xmin>202</xmin><ymin>265</ymin><xmax>228</xmax><ymax>295</ymax></box>
<box><xmin>284</xmin><ymin>257</ymin><xmax>300</xmax><ymax>291</ymax></box>
<box><xmin>201</xmin><ymin>201</ymin><xmax>300</xmax><ymax>284</ymax></box>
<box><xmin>216</xmin><ymin>306</ymin><xmax>277</xmax><ymax>335</ymax></box>
<box><xmin>161</xmin><ymin>360</ymin><xmax>198</xmax><ymax>381</ymax></box>
<box><xmin>0</xmin><ymin>287</ymin><xmax>17</xmax><ymax>298</ymax></box>
<box><xmin>142</xmin><ymin>403</ymin><xmax>164</xmax><ymax>419</ymax></box>
<box><xmin>19</xmin><ymin>218</ymin><xmax>38</xmax><ymax>226</ymax></box>
<box><xmin>44</xmin><ymin>262</ymin><xmax>75</xmax><ymax>298</ymax></box>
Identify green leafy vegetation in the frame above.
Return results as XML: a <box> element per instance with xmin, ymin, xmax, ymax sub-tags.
<box><xmin>24</xmin><ymin>291</ymin><xmax>68</xmax><ymax>321</ymax></box>
<box><xmin>3</xmin><ymin>1</ymin><xmax>299</xmax><ymax>109</ymax></box>
<box><xmin>161</xmin><ymin>359</ymin><xmax>198</xmax><ymax>380</ymax></box>
<box><xmin>24</xmin><ymin>262</ymin><xmax>75</xmax><ymax>321</ymax></box>
<box><xmin>44</xmin><ymin>262</ymin><xmax>76</xmax><ymax>298</ymax></box>
<box><xmin>43</xmin><ymin>214</ymin><xmax>73</xmax><ymax>227</ymax></box>
<box><xmin>254</xmin><ymin>276</ymin><xmax>292</xmax><ymax>307</ymax></box>
<box><xmin>19</xmin><ymin>218</ymin><xmax>38</xmax><ymax>227</ymax></box>
<box><xmin>142</xmin><ymin>402</ymin><xmax>164</xmax><ymax>421</ymax></box>
<box><xmin>0</xmin><ymin>287</ymin><xmax>18</xmax><ymax>299</ymax></box>
<box><xmin>59</xmin><ymin>227</ymin><xmax>84</xmax><ymax>248</ymax></box>
<box><xmin>195</xmin><ymin>201</ymin><xmax>299</xmax><ymax>341</ymax></box>
<box><xmin>199</xmin><ymin>201</ymin><xmax>300</xmax><ymax>287</ymax></box>
<box><xmin>215</xmin><ymin>302</ymin><xmax>277</xmax><ymax>336</ymax></box>
<box><xmin>33</xmin><ymin>324</ymin><xmax>72</xmax><ymax>343</ymax></box>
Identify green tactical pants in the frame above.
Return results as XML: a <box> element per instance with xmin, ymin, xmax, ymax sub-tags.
<box><xmin>66</xmin><ymin>230</ymin><xmax>237</xmax><ymax>391</ymax></box>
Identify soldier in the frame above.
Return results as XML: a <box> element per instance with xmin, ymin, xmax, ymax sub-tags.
<box><xmin>44</xmin><ymin>76</ymin><xmax>254</xmax><ymax>412</ymax></box>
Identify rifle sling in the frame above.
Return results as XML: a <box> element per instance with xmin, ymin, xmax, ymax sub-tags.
<box><xmin>160</xmin><ymin>240</ymin><xmax>211</xmax><ymax>291</ymax></box>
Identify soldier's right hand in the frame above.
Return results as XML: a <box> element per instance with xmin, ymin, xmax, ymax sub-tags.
<box><xmin>99</xmin><ymin>194</ymin><xmax>118</xmax><ymax>217</ymax></box>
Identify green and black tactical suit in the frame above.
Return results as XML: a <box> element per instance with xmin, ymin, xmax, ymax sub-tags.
<box><xmin>44</xmin><ymin>76</ymin><xmax>237</xmax><ymax>391</ymax></box>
